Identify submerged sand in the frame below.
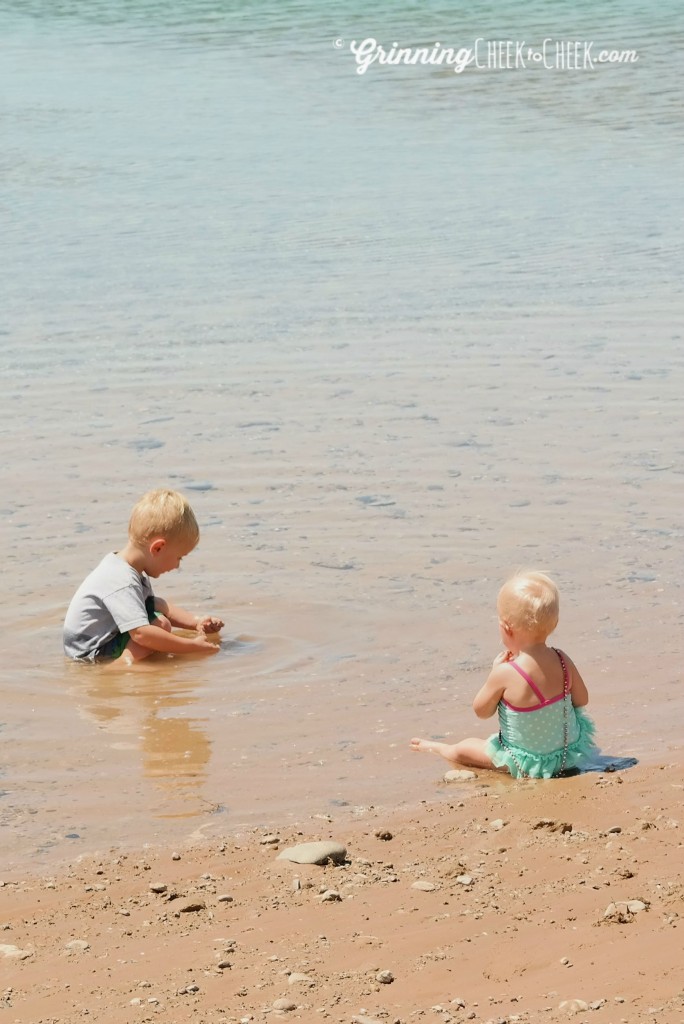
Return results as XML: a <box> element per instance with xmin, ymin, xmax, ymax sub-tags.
<box><xmin>1</xmin><ymin>763</ymin><xmax>682</xmax><ymax>1023</ymax></box>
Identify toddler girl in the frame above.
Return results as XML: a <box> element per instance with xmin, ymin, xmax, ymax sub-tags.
<box><xmin>410</xmin><ymin>571</ymin><xmax>596</xmax><ymax>778</ymax></box>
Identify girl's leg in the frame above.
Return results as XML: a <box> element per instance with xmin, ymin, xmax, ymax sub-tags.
<box><xmin>410</xmin><ymin>736</ymin><xmax>500</xmax><ymax>771</ymax></box>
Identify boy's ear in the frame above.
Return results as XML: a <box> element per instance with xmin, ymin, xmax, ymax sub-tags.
<box><xmin>149</xmin><ymin>537</ymin><xmax>166</xmax><ymax>555</ymax></box>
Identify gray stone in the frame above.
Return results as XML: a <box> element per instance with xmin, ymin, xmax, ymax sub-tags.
<box><xmin>411</xmin><ymin>880</ymin><xmax>438</xmax><ymax>892</ymax></box>
<box><xmin>489</xmin><ymin>818</ymin><xmax>506</xmax><ymax>831</ymax></box>
<box><xmin>627</xmin><ymin>900</ymin><xmax>648</xmax><ymax>913</ymax></box>
<box><xmin>456</xmin><ymin>874</ymin><xmax>474</xmax><ymax>886</ymax></box>
<box><xmin>319</xmin><ymin>889</ymin><xmax>342</xmax><ymax>902</ymax></box>
<box><xmin>65</xmin><ymin>940</ymin><xmax>90</xmax><ymax>952</ymax></box>
<box><xmin>149</xmin><ymin>882</ymin><xmax>167</xmax><ymax>894</ymax></box>
<box><xmin>178</xmin><ymin>900</ymin><xmax>205</xmax><ymax>913</ymax></box>
<box><xmin>352</xmin><ymin>1017</ymin><xmax>383</xmax><ymax>1024</ymax></box>
<box><xmin>0</xmin><ymin>944</ymin><xmax>32</xmax><ymax>960</ymax></box>
<box><xmin>376</xmin><ymin>970</ymin><xmax>394</xmax><ymax>984</ymax></box>
<box><xmin>276</xmin><ymin>841</ymin><xmax>347</xmax><ymax>865</ymax></box>
<box><xmin>558</xmin><ymin>999</ymin><xmax>589</xmax><ymax>1014</ymax></box>
<box><xmin>272</xmin><ymin>998</ymin><xmax>297</xmax><ymax>1011</ymax></box>
<box><xmin>287</xmin><ymin>972</ymin><xmax>314</xmax><ymax>986</ymax></box>
<box><xmin>444</xmin><ymin>769</ymin><xmax>477</xmax><ymax>782</ymax></box>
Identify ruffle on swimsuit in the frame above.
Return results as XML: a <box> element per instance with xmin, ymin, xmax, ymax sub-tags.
<box><xmin>484</xmin><ymin>648</ymin><xmax>597</xmax><ymax>779</ymax></box>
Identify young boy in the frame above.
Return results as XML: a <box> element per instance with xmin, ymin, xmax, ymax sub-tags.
<box><xmin>63</xmin><ymin>489</ymin><xmax>224</xmax><ymax>664</ymax></box>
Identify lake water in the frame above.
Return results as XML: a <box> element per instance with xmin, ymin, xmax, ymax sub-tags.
<box><xmin>1</xmin><ymin>0</ymin><xmax>682</xmax><ymax>872</ymax></box>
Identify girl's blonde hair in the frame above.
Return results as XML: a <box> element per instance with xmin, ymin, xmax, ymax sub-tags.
<box><xmin>497</xmin><ymin>570</ymin><xmax>559</xmax><ymax>639</ymax></box>
<box><xmin>128</xmin><ymin>489</ymin><xmax>199</xmax><ymax>546</ymax></box>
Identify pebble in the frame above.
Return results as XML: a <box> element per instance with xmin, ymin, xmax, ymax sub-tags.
<box><xmin>411</xmin><ymin>880</ymin><xmax>438</xmax><ymax>892</ymax></box>
<box><xmin>456</xmin><ymin>875</ymin><xmax>474</xmax><ymax>886</ymax></box>
<box><xmin>444</xmin><ymin>769</ymin><xmax>477</xmax><ymax>782</ymax></box>
<box><xmin>186</xmin><ymin>983</ymin><xmax>200</xmax><ymax>993</ymax></box>
<box><xmin>149</xmin><ymin>882</ymin><xmax>167</xmax><ymax>894</ymax></box>
<box><xmin>272</xmin><ymin>998</ymin><xmax>297</xmax><ymax>1011</ymax></box>
<box><xmin>172</xmin><ymin>853</ymin><xmax>181</xmax><ymax>861</ymax></box>
<box><xmin>376</xmin><ymin>970</ymin><xmax>394</xmax><ymax>984</ymax></box>
<box><xmin>277</xmin><ymin>841</ymin><xmax>347</xmax><ymax>865</ymax></box>
<box><xmin>352</xmin><ymin>1016</ymin><xmax>383</xmax><ymax>1024</ymax></box>
<box><xmin>489</xmin><ymin>819</ymin><xmax>506</xmax><ymax>831</ymax></box>
<box><xmin>217</xmin><ymin>894</ymin><xmax>234</xmax><ymax>903</ymax></box>
<box><xmin>558</xmin><ymin>999</ymin><xmax>589</xmax><ymax>1013</ymax></box>
<box><xmin>0</xmin><ymin>944</ymin><xmax>32</xmax><ymax>960</ymax></box>
<box><xmin>319</xmin><ymin>889</ymin><xmax>342</xmax><ymax>902</ymax></box>
<box><xmin>217</xmin><ymin>960</ymin><xmax>231</xmax><ymax>970</ymax></box>
<box><xmin>374</xmin><ymin>829</ymin><xmax>393</xmax><ymax>840</ymax></box>
<box><xmin>65</xmin><ymin>940</ymin><xmax>90</xmax><ymax>952</ymax></box>
<box><xmin>178</xmin><ymin>900</ymin><xmax>205</xmax><ymax>913</ymax></box>
<box><xmin>260</xmin><ymin>834</ymin><xmax>280</xmax><ymax>845</ymax></box>
<box><xmin>287</xmin><ymin>972</ymin><xmax>314</xmax><ymax>986</ymax></box>
<box><xmin>607</xmin><ymin>826</ymin><xmax>622</xmax><ymax>834</ymax></box>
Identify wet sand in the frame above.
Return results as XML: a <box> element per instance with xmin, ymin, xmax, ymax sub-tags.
<box><xmin>1</xmin><ymin>763</ymin><xmax>682</xmax><ymax>1022</ymax></box>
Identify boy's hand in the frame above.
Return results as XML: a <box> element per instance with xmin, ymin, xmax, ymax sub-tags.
<box><xmin>196</xmin><ymin>615</ymin><xmax>224</xmax><ymax>635</ymax></box>
<box><xmin>190</xmin><ymin>634</ymin><xmax>220</xmax><ymax>654</ymax></box>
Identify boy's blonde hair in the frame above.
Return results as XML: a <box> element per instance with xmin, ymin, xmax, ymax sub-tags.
<box><xmin>128</xmin><ymin>489</ymin><xmax>199</xmax><ymax>546</ymax></box>
<box><xmin>497</xmin><ymin>571</ymin><xmax>559</xmax><ymax>640</ymax></box>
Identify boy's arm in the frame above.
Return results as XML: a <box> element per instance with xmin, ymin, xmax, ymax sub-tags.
<box><xmin>129</xmin><ymin>623</ymin><xmax>218</xmax><ymax>654</ymax></box>
<box><xmin>472</xmin><ymin>661</ymin><xmax>508</xmax><ymax>719</ymax></box>
<box><xmin>155</xmin><ymin>598</ymin><xmax>224</xmax><ymax>633</ymax></box>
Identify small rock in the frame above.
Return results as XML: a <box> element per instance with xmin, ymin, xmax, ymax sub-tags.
<box><xmin>456</xmin><ymin>875</ymin><xmax>473</xmax><ymax>886</ymax></box>
<box><xmin>130</xmin><ymin>998</ymin><xmax>142</xmax><ymax>1006</ymax></box>
<box><xmin>352</xmin><ymin>1016</ymin><xmax>383</xmax><ymax>1024</ymax></box>
<box><xmin>374</xmin><ymin>829</ymin><xmax>393</xmax><ymax>841</ymax></box>
<box><xmin>260</xmin><ymin>834</ymin><xmax>280</xmax><ymax>845</ymax></box>
<box><xmin>288</xmin><ymin>972</ymin><xmax>314</xmax><ymax>986</ymax></box>
<box><xmin>186</xmin><ymin>983</ymin><xmax>200</xmax><ymax>993</ymax></box>
<box><xmin>149</xmin><ymin>882</ymin><xmax>167</xmax><ymax>894</ymax></box>
<box><xmin>0</xmin><ymin>944</ymin><xmax>32</xmax><ymax>960</ymax></box>
<box><xmin>451</xmin><ymin>998</ymin><xmax>466</xmax><ymax>1008</ymax></box>
<box><xmin>607</xmin><ymin>826</ymin><xmax>622</xmax><ymax>834</ymax></box>
<box><xmin>172</xmin><ymin>853</ymin><xmax>181</xmax><ymax>861</ymax></box>
<box><xmin>411</xmin><ymin>880</ymin><xmax>438</xmax><ymax>892</ymax></box>
<box><xmin>277</xmin><ymin>841</ymin><xmax>347</xmax><ymax>865</ymax></box>
<box><xmin>178</xmin><ymin>901</ymin><xmax>205</xmax><ymax>914</ymax></box>
<box><xmin>444</xmin><ymin>769</ymin><xmax>477</xmax><ymax>782</ymax></box>
<box><xmin>272</xmin><ymin>998</ymin><xmax>297</xmax><ymax>1011</ymax></box>
<box><xmin>558</xmin><ymin>999</ymin><xmax>588</xmax><ymax>1014</ymax></box>
<box><xmin>490</xmin><ymin>819</ymin><xmax>506</xmax><ymax>831</ymax></box>
<box><xmin>217</xmin><ymin>894</ymin><xmax>234</xmax><ymax>903</ymax></box>
<box><xmin>589</xmin><ymin>1000</ymin><xmax>605</xmax><ymax>1010</ymax></box>
<box><xmin>217</xmin><ymin>960</ymin><xmax>231</xmax><ymax>970</ymax></box>
<box><xmin>65</xmin><ymin>940</ymin><xmax>90</xmax><ymax>952</ymax></box>
<box><xmin>627</xmin><ymin>900</ymin><xmax>648</xmax><ymax>913</ymax></box>
<box><xmin>376</xmin><ymin>970</ymin><xmax>394</xmax><ymax>984</ymax></box>
<box><xmin>319</xmin><ymin>889</ymin><xmax>342</xmax><ymax>902</ymax></box>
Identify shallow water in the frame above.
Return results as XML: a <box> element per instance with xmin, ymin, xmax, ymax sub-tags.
<box><xmin>1</xmin><ymin>0</ymin><xmax>682</xmax><ymax>871</ymax></box>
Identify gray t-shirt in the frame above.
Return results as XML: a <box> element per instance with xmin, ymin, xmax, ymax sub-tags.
<box><xmin>63</xmin><ymin>552</ymin><xmax>154</xmax><ymax>661</ymax></box>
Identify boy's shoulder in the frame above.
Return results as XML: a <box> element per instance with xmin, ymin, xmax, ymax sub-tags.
<box><xmin>82</xmin><ymin>552</ymin><xmax>148</xmax><ymax>589</ymax></box>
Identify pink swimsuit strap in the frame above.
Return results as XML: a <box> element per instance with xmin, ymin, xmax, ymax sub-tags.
<box><xmin>502</xmin><ymin>648</ymin><xmax>569</xmax><ymax>713</ymax></box>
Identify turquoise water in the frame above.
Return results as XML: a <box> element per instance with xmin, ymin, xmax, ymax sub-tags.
<box><xmin>2</xmin><ymin>0</ymin><xmax>683</xmax><ymax>357</ymax></box>
<box><xmin>1</xmin><ymin>1</ymin><xmax>682</xmax><ymax>868</ymax></box>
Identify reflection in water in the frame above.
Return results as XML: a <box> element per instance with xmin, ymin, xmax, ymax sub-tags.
<box><xmin>75</xmin><ymin>663</ymin><xmax>211</xmax><ymax>817</ymax></box>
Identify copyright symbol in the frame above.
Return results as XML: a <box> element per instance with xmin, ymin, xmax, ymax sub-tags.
<box><xmin>333</xmin><ymin>38</ymin><xmax>344</xmax><ymax>49</ymax></box>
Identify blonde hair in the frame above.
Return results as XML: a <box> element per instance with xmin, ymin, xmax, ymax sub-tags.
<box><xmin>497</xmin><ymin>570</ymin><xmax>559</xmax><ymax>640</ymax></box>
<box><xmin>128</xmin><ymin>489</ymin><xmax>199</xmax><ymax>546</ymax></box>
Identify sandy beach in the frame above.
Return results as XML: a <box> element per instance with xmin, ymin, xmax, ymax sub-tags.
<box><xmin>2</xmin><ymin>762</ymin><xmax>682</xmax><ymax>1023</ymax></box>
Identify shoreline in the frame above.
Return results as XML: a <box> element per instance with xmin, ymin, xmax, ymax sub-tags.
<box><xmin>2</xmin><ymin>762</ymin><xmax>682</xmax><ymax>1023</ymax></box>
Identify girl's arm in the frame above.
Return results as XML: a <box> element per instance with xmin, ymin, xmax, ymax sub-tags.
<box><xmin>472</xmin><ymin>663</ymin><xmax>508</xmax><ymax>719</ymax></box>
<box><xmin>565</xmin><ymin>653</ymin><xmax>589</xmax><ymax>706</ymax></box>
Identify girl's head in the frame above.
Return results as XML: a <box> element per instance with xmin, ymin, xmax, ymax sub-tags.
<box><xmin>128</xmin><ymin>488</ymin><xmax>200</xmax><ymax>548</ymax></box>
<box><xmin>497</xmin><ymin>571</ymin><xmax>559</xmax><ymax>642</ymax></box>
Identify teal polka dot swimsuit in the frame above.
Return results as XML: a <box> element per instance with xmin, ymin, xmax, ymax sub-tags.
<box><xmin>485</xmin><ymin>648</ymin><xmax>596</xmax><ymax>778</ymax></box>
